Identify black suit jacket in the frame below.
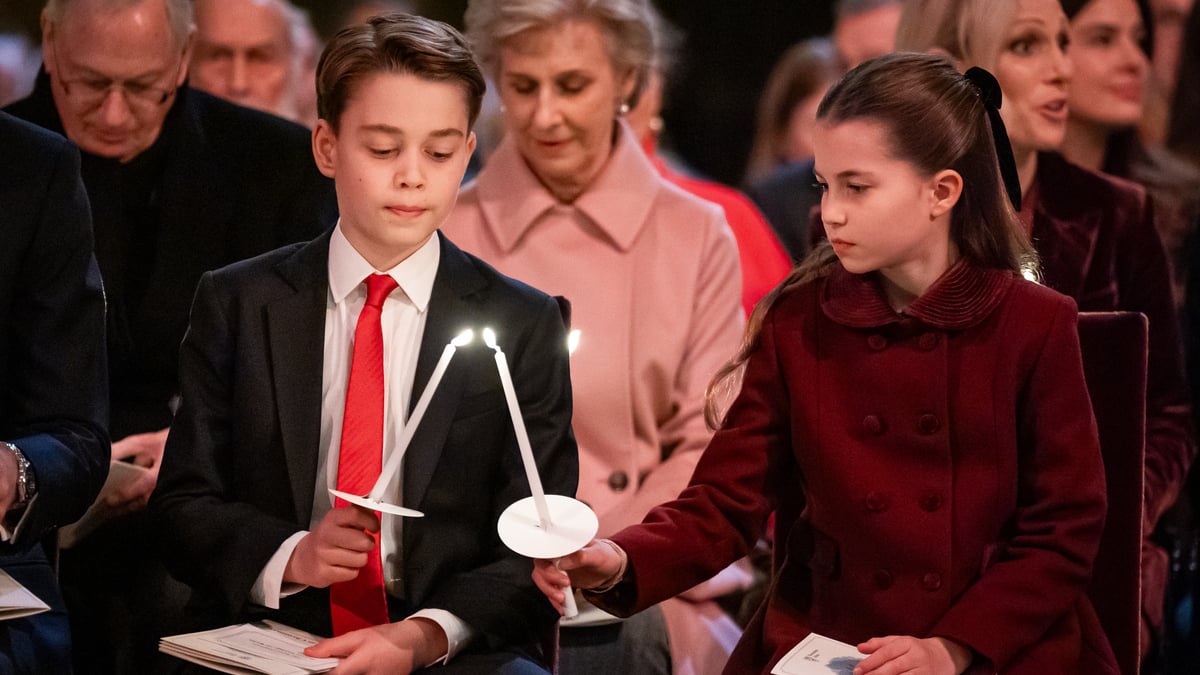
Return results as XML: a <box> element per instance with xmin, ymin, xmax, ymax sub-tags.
<box><xmin>0</xmin><ymin>111</ymin><xmax>109</xmax><ymax>666</ymax></box>
<box><xmin>745</xmin><ymin>158</ymin><xmax>818</xmax><ymax>262</ymax></box>
<box><xmin>150</xmin><ymin>231</ymin><xmax>577</xmax><ymax>660</ymax></box>
<box><xmin>5</xmin><ymin>75</ymin><xmax>336</xmax><ymax>439</ymax></box>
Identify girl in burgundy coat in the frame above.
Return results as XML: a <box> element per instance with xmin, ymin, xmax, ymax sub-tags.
<box><xmin>534</xmin><ymin>53</ymin><xmax>1119</xmax><ymax>675</ymax></box>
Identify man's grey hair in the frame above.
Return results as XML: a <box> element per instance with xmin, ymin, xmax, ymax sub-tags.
<box><xmin>44</xmin><ymin>0</ymin><xmax>194</xmax><ymax>48</ymax></box>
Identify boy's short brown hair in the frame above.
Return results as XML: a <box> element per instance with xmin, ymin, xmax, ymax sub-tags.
<box><xmin>317</xmin><ymin>13</ymin><xmax>486</xmax><ymax>131</ymax></box>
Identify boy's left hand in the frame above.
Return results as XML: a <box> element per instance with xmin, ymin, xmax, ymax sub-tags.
<box><xmin>853</xmin><ymin>635</ymin><xmax>972</xmax><ymax>675</ymax></box>
<box><xmin>305</xmin><ymin>617</ymin><xmax>449</xmax><ymax>675</ymax></box>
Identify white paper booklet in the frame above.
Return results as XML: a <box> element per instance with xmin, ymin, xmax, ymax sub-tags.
<box><xmin>0</xmin><ymin>569</ymin><xmax>50</xmax><ymax>621</ymax></box>
<box><xmin>159</xmin><ymin>620</ymin><xmax>339</xmax><ymax>675</ymax></box>
<box><xmin>772</xmin><ymin>632</ymin><xmax>866</xmax><ymax>675</ymax></box>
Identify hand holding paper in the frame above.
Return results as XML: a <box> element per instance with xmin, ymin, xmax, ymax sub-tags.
<box><xmin>305</xmin><ymin>618</ymin><xmax>447</xmax><ymax>674</ymax></box>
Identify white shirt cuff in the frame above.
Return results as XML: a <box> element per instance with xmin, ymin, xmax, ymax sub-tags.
<box><xmin>410</xmin><ymin>608</ymin><xmax>476</xmax><ymax>664</ymax></box>
<box><xmin>250</xmin><ymin>531</ymin><xmax>309</xmax><ymax>608</ymax></box>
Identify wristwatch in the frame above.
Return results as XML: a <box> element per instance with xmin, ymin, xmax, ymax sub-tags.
<box><xmin>3</xmin><ymin>442</ymin><xmax>36</xmax><ymax>511</ymax></box>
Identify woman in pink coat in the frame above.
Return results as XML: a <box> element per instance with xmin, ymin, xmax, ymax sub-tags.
<box><xmin>444</xmin><ymin>0</ymin><xmax>745</xmax><ymax>672</ymax></box>
<box><xmin>536</xmin><ymin>53</ymin><xmax>1118</xmax><ymax>675</ymax></box>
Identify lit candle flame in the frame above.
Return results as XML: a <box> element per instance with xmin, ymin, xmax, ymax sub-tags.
<box><xmin>482</xmin><ymin>327</ymin><xmax>498</xmax><ymax>350</ymax></box>
<box><xmin>452</xmin><ymin>329</ymin><xmax>474</xmax><ymax>347</ymax></box>
<box><xmin>567</xmin><ymin>329</ymin><xmax>581</xmax><ymax>355</ymax></box>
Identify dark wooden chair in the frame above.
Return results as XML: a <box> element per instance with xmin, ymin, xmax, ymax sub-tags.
<box><xmin>1078</xmin><ymin>311</ymin><xmax>1148</xmax><ymax>675</ymax></box>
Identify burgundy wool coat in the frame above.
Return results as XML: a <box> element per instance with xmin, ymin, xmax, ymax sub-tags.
<box><xmin>591</xmin><ymin>260</ymin><xmax>1119</xmax><ymax>674</ymax></box>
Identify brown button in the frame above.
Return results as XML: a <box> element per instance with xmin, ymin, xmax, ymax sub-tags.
<box><xmin>864</xmin><ymin>491</ymin><xmax>888</xmax><ymax>512</ymax></box>
<box><xmin>919</xmin><ymin>490</ymin><xmax>944</xmax><ymax>512</ymax></box>
<box><xmin>918</xmin><ymin>414</ymin><xmax>940</xmax><ymax>434</ymax></box>
<box><xmin>862</xmin><ymin>415</ymin><xmax>885</xmax><ymax>435</ymax></box>
<box><xmin>921</xmin><ymin>573</ymin><xmax>943</xmax><ymax>591</ymax></box>
<box><xmin>873</xmin><ymin>569</ymin><xmax>893</xmax><ymax>590</ymax></box>
<box><xmin>867</xmin><ymin>334</ymin><xmax>888</xmax><ymax>351</ymax></box>
<box><xmin>918</xmin><ymin>333</ymin><xmax>939</xmax><ymax>351</ymax></box>
<box><xmin>607</xmin><ymin>471</ymin><xmax>629</xmax><ymax>491</ymax></box>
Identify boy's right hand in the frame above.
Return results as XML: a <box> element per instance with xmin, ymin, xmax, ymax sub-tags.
<box><xmin>284</xmin><ymin>506</ymin><xmax>381</xmax><ymax>588</ymax></box>
<box><xmin>532</xmin><ymin>539</ymin><xmax>623</xmax><ymax>614</ymax></box>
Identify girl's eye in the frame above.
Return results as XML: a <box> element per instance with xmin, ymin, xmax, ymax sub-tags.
<box><xmin>848</xmin><ymin>184</ymin><xmax>868</xmax><ymax>193</ymax></box>
<box><xmin>428</xmin><ymin>151</ymin><xmax>453</xmax><ymax>161</ymax></box>
<box><xmin>369</xmin><ymin>148</ymin><xmax>395</xmax><ymax>157</ymax></box>
<box><xmin>812</xmin><ymin>181</ymin><xmax>828</xmax><ymax>193</ymax></box>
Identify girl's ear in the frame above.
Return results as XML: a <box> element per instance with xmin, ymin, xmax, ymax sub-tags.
<box><xmin>929</xmin><ymin>169</ymin><xmax>963</xmax><ymax>219</ymax></box>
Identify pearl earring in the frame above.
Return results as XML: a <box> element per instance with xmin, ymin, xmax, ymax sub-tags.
<box><xmin>618</xmin><ymin>101</ymin><xmax>630</xmax><ymax>115</ymax></box>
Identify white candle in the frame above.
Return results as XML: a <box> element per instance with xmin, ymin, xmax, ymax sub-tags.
<box><xmin>367</xmin><ymin>329</ymin><xmax>474</xmax><ymax>501</ymax></box>
<box><xmin>483</xmin><ymin>327</ymin><xmax>553</xmax><ymax>528</ymax></box>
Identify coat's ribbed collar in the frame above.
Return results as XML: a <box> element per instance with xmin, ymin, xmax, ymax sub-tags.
<box><xmin>821</xmin><ymin>259</ymin><xmax>1016</xmax><ymax>330</ymax></box>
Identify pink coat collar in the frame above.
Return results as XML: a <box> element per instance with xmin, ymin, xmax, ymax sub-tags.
<box><xmin>472</xmin><ymin>122</ymin><xmax>664</xmax><ymax>253</ymax></box>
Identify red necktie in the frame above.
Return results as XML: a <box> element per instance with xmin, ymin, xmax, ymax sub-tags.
<box><xmin>330</xmin><ymin>274</ymin><xmax>398</xmax><ymax>635</ymax></box>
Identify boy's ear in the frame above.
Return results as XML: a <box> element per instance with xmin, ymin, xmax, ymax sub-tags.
<box><xmin>929</xmin><ymin>169</ymin><xmax>963</xmax><ymax>219</ymax></box>
<box><xmin>312</xmin><ymin>120</ymin><xmax>337</xmax><ymax>179</ymax></box>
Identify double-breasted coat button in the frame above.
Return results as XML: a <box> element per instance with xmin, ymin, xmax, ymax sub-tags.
<box><xmin>919</xmin><ymin>490</ymin><xmax>944</xmax><ymax>512</ymax></box>
<box><xmin>864</xmin><ymin>491</ymin><xmax>888</xmax><ymax>512</ymax></box>
<box><xmin>918</xmin><ymin>333</ymin><xmax>939</xmax><ymax>351</ymax></box>
<box><xmin>867</xmin><ymin>334</ymin><xmax>888</xmax><ymax>351</ymax></box>
<box><xmin>862</xmin><ymin>415</ymin><xmax>885</xmax><ymax>435</ymax></box>
<box><xmin>607</xmin><ymin>471</ymin><xmax>629</xmax><ymax>491</ymax></box>
<box><xmin>918</xmin><ymin>414</ymin><xmax>940</xmax><ymax>434</ymax></box>
<box><xmin>921</xmin><ymin>573</ymin><xmax>943</xmax><ymax>591</ymax></box>
<box><xmin>873</xmin><ymin>569</ymin><xmax>894</xmax><ymax>590</ymax></box>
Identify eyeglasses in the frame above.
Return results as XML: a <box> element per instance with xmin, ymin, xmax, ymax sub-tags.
<box><xmin>52</xmin><ymin>41</ymin><xmax>182</xmax><ymax>111</ymax></box>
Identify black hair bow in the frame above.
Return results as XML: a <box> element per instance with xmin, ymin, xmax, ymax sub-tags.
<box><xmin>964</xmin><ymin>66</ymin><xmax>1022</xmax><ymax>212</ymax></box>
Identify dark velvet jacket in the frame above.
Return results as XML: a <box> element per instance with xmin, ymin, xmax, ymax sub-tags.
<box><xmin>1028</xmin><ymin>151</ymin><xmax>1194</xmax><ymax>525</ymax></box>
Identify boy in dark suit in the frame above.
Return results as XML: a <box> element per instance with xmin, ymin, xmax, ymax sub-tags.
<box><xmin>151</xmin><ymin>14</ymin><xmax>577</xmax><ymax>673</ymax></box>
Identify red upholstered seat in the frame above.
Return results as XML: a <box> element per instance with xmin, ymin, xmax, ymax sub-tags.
<box><xmin>1078</xmin><ymin>311</ymin><xmax>1148</xmax><ymax>675</ymax></box>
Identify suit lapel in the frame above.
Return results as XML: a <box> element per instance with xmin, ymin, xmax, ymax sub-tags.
<box><xmin>267</xmin><ymin>234</ymin><xmax>331</xmax><ymax>525</ymax></box>
<box><xmin>402</xmin><ymin>235</ymin><xmax>488</xmax><ymax>510</ymax></box>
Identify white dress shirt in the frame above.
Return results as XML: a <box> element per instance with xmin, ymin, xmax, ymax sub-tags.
<box><xmin>251</xmin><ymin>225</ymin><xmax>473</xmax><ymax>660</ymax></box>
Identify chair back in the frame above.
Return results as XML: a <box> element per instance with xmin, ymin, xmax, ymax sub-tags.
<box><xmin>1078</xmin><ymin>311</ymin><xmax>1148</xmax><ymax>675</ymax></box>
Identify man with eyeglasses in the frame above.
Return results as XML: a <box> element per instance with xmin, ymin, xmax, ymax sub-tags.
<box><xmin>3</xmin><ymin>0</ymin><xmax>336</xmax><ymax>672</ymax></box>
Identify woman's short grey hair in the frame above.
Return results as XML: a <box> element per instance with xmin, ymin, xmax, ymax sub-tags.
<box><xmin>44</xmin><ymin>0</ymin><xmax>195</xmax><ymax>49</ymax></box>
<box><xmin>464</xmin><ymin>0</ymin><xmax>658</xmax><ymax>108</ymax></box>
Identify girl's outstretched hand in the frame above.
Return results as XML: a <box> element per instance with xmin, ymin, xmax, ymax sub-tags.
<box><xmin>853</xmin><ymin>635</ymin><xmax>972</xmax><ymax>675</ymax></box>
<box><xmin>532</xmin><ymin>539</ymin><xmax>624</xmax><ymax>614</ymax></box>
